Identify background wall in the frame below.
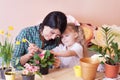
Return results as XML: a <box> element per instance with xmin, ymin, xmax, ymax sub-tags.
<box><xmin>0</xmin><ymin>0</ymin><xmax>120</xmax><ymax>38</ymax></box>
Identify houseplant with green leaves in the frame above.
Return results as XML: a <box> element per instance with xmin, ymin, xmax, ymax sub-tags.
<box><xmin>32</xmin><ymin>50</ymin><xmax>55</xmax><ymax>75</ymax></box>
<box><xmin>0</xmin><ymin>26</ymin><xmax>14</xmax><ymax>79</ymax></box>
<box><xmin>89</xmin><ymin>25</ymin><xmax>120</xmax><ymax>78</ymax></box>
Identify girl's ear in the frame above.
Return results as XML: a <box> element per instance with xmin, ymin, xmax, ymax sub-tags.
<box><xmin>74</xmin><ymin>32</ymin><xmax>78</xmax><ymax>38</ymax></box>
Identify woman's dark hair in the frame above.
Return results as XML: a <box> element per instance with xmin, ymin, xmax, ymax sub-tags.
<box><xmin>40</xmin><ymin>11</ymin><xmax>67</xmax><ymax>34</ymax></box>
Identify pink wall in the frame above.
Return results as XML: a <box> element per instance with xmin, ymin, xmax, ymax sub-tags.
<box><xmin>0</xmin><ymin>0</ymin><xmax>120</xmax><ymax>37</ymax></box>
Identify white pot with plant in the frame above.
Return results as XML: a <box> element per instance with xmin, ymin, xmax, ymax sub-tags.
<box><xmin>0</xmin><ymin>26</ymin><xmax>14</xmax><ymax>79</ymax></box>
<box><xmin>89</xmin><ymin>25</ymin><xmax>120</xmax><ymax>78</ymax></box>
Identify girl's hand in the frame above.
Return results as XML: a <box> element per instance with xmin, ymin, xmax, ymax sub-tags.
<box><xmin>50</xmin><ymin>50</ymin><xmax>57</xmax><ymax>56</ymax></box>
<box><xmin>53</xmin><ymin>57</ymin><xmax>61</xmax><ymax>69</ymax></box>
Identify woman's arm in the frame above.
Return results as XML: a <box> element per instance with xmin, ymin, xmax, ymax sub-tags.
<box><xmin>20</xmin><ymin>43</ymin><xmax>43</xmax><ymax>65</ymax></box>
<box><xmin>20</xmin><ymin>53</ymin><xmax>33</xmax><ymax>65</ymax></box>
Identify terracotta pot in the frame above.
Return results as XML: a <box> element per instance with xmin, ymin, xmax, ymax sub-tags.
<box><xmin>80</xmin><ymin>57</ymin><xmax>99</xmax><ymax>80</ymax></box>
<box><xmin>22</xmin><ymin>74</ymin><xmax>35</xmax><ymax>80</ymax></box>
<box><xmin>5</xmin><ymin>71</ymin><xmax>15</xmax><ymax>80</ymax></box>
<box><xmin>105</xmin><ymin>63</ymin><xmax>119</xmax><ymax>78</ymax></box>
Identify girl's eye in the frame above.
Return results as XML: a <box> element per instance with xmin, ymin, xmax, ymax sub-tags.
<box><xmin>62</xmin><ymin>34</ymin><xmax>69</xmax><ymax>37</ymax></box>
<box><xmin>65</xmin><ymin>34</ymin><xmax>69</xmax><ymax>37</ymax></box>
<box><xmin>51</xmin><ymin>31</ymin><xmax>55</xmax><ymax>34</ymax></box>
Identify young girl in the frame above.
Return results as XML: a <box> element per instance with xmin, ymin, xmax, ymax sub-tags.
<box><xmin>51</xmin><ymin>15</ymin><xmax>87</xmax><ymax>68</ymax></box>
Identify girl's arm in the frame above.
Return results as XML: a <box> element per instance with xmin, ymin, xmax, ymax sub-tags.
<box><xmin>51</xmin><ymin>43</ymin><xmax>83</xmax><ymax>57</ymax></box>
<box><xmin>50</xmin><ymin>50</ymin><xmax>77</xmax><ymax>57</ymax></box>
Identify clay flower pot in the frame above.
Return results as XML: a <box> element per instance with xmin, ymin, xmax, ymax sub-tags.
<box><xmin>80</xmin><ymin>57</ymin><xmax>99</xmax><ymax>80</ymax></box>
<box><xmin>105</xmin><ymin>63</ymin><xmax>119</xmax><ymax>78</ymax></box>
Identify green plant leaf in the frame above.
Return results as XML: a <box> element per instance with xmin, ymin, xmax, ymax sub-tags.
<box><xmin>15</xmin><ymin>58</ymin><xmax>19</xmax><ymax>65</ymax></box>
<box><xmin>41</xmin><ymin>63</ymin><xmax>47</xmax><ymax>67</ymax></box>
<box><xmin>34</xmin><ymin>54</ymin><xmax>40</xmax><ymax>60</ymax></box>
<box><xmin>36</xmin><ymin>71</ymin><xmax>42</xmax><ymax>77</ymax></box>
<box><xmin>17</xmin><ymin>66</ymin><xmax>24</xmax><ymax>70</ymax></box>
<box><xmin>45</xmin><ymin>50</ymin><xmax>50</xmax><ymax>58</ymax></box>
<box><xmin>88</xmin><ymin>44</ymin><xmax>99</xmax><ymax>52</ymax></box>
<box><xmin>47</xmin><ymin>61</ymin><xmax>53</xmax><ymax>66</ymax></box>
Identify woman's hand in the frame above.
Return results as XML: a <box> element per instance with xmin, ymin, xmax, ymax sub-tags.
<box><xmin>28</xmin><ymin>43</ymin><xmax>42</xmax><ymax>56</ymax></box>
<box><xmin>20</xmin><ymin>43</ymin><xmax>42</xmax><ymax>65</ymax></box>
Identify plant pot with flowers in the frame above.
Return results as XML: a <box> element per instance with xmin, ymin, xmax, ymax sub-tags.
<box><xmin>20</xmin><ymin>63</ymin><xmax>41</xmax><ymax>80</ymax></box>
<box><xmin>89</xmin><ymin>25</ymin><xmax>120</xmax><ymax>78</ymax></box>
<box><xmin>32</xmin><ymin>50</ymin><xmax>55</xmax><ymax>75</ymax></box>
<box><xmin>0</xmin><ymin>26</ymin><xmax>14</xmax><ymax>79</ymax></box>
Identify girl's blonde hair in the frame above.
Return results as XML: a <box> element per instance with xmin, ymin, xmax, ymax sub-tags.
<box><xmin>67</xmin><ymin>23</ymin><xmax>88</xmax><ymax>57</ymax></box>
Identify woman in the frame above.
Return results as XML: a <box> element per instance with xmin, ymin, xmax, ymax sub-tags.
<box><xmin>12</xmin><ymin>11</ymin><xmax>67</xmax><ymax>69</ymax></box>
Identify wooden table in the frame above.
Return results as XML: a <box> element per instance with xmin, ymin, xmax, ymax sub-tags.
<box><xmin>15</xmin><ymin>68</ymin><xmax>104</xmax><ymax>80</ymax></box>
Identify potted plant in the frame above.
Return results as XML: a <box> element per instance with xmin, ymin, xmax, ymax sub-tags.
<box><xmin>89</xmin><ymin>25</ymin><xmax>120</xmax><ymax>78</ymax></box>
<box><xmin>20</xmin><ymin>63</ymin><xmax>41</xmax><ymax>80</ymax></box>
<box><xmin>0</xmin><ymin>26</ymin><xmax>14</xmax><ymax>79</ymax></box>
<box><xmin>32</xmin><ymin>50</ymin><xmax>55</xmax><ymax>75</ymax></box>
<box><xmin>15</xmin><ymin>57</ymin><xmax>42</xmax><ymax>80</ymax></box>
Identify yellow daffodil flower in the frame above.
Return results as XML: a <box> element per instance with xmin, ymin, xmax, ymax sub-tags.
<box><xmin>0</xmin><ymin>30</ymin><xmax>4</xmax><ymax>35</ymax></box>
<box><xmin>8</xmin><ymin>26</ymin><xmax>14</xmax><ymax>31</ymax></box>
<box><xmin>16</xmin><ymin>41</ymin><xmax>20</xmax><ymax>45</ymax></box>
<box><xmin>6</xmin><ymin>33</ymin><xmax>11</xmax><ymax>37</ymax></box>
<box><xmin>22</xmin><ymin>38</ymin><xmax>27</xmax><ymax>42</ymax></box>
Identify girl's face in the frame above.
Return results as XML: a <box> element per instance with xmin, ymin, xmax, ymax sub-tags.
<box><xmin>42</xmin><ymin>26</ymin><xmax>61</xmax><ymax>40</ymax></box>
<box><xmin>61</xmin><ymin>26</ymin><xmax>78</xmax><ymax>47</ymax></box>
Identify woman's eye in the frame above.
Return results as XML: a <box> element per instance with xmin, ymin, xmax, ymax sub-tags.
<box><xmin>50</xmin><ymin>31</ymin><xmax>60</xmax><ymax>38</ymax></box>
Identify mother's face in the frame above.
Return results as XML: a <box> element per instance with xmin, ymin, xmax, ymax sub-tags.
<box><xmin>42</xmin><ymin>26</ymin><xmax>61</xmax><ymax>41</ymax></box>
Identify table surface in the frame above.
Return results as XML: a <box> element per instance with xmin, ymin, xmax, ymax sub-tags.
<box><xmin>15</xmin><ymin>68</ymin><xmax>105</xmax><ymax>80</ymax></box>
